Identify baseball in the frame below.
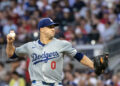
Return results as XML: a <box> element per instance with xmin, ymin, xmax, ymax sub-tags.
<box><xmin>9</xmin><ymin>32</ymin><xmax>16</xmax><ymax>37</ymax></box>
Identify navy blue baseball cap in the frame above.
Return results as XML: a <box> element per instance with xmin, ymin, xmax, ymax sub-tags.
<box><xmin>38</xmin><ymin>18</ymin><xmax>59</xmax><ymax>29</ymax></box>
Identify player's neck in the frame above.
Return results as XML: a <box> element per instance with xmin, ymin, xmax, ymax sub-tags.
<box><xmin>40</xmin><ymin>35</ymin><xmax>53</xmax><ymax>44</ymax></box>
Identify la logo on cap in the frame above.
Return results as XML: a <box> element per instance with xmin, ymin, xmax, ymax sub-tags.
<box><xmin>49</xmin><ymin>18</ymin><xmax>53</xmax><ymax>22</ymax></box>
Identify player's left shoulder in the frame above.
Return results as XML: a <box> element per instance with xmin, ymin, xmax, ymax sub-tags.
<box><xmin>54</xmin><ymin>38</ymin><xmax>72</xmax><ymax>46</ymax></box>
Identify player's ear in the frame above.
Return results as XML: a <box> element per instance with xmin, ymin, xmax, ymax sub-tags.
<box><xmin>40</xmin><ymin>28</ymin><xmax>43</xmax><ymax>32</ymax></box>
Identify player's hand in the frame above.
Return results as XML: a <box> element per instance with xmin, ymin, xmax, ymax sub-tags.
<box><xmin>7</xmin><ymin>30</ymin><xmax>16</xmax><ymax>44</ymax></box>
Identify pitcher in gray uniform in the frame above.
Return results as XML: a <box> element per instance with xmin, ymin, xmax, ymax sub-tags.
<box><xmin>6</xmin><ymin>18</ymin><xmax>94</xmax><ymax>86</ymax></box>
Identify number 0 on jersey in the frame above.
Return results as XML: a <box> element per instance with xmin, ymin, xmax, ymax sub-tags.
<box><xmin>51</xmin><ymin>61</ymin><xmax>56</xmax><ymax>70</ymax></box>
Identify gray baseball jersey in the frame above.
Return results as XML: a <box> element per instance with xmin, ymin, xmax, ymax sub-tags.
<box><xmin>15</xmin><ymin>38</ymin><xmax>77</xmax><ymax>83</ymax></box>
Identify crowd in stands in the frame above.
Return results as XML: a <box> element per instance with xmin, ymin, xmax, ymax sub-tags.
<box><xmin>0</xmin><ymin>0</ymin><xmax>120</xmax><ymax>45</ymax></box>
<box><xmin>0</xmin><ymin>0</ymin><xmax>120</xmax><ymax>86</ymax></box>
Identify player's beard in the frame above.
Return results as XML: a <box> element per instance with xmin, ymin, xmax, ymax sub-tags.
<box><xmin>49</xmin><ymin>31</ymin><xmax>55</xmax><ymax>39</ymax></box>
<box><xmin>44</xmin><ymin>30</ymin><xmax>55</xmax><ymax>40</ymax></box>
<box><xmin>49</xmin><ymin>34</ymin><xmax>55</xmax><ymax>40</ymax></box>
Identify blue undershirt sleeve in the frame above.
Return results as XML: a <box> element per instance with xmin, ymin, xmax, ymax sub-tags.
<box><xmin>74</xmin><ymin>52</ymin><xmax>84</xmax><ymax>62</ymax></box>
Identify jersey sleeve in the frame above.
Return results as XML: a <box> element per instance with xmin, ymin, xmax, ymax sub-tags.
<box><xmin>62</xmin><ymin>41</ymin><xmax>77</xmax><ymax>57</ymax></box>
<box><xmin>15</xmin><ymin>43</ymin><xmax>28</xmax><ymax>57</ymax></box>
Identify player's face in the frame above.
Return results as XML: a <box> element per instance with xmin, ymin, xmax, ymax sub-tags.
<box><xmin>40</xmin><ymin>25</ymin><xmax>55</xmax><ymax>39</ymax></box>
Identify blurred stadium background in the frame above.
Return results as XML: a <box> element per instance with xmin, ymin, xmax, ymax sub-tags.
<box><xmin>0</xmin><ymin>0</ymin><xmax>120</xmax><ymax>86</ymax></box>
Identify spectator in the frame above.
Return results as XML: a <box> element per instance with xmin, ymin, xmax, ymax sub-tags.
<box><xmin>64</xmin><ymin>62</ymin><xmax>74</xmax><ymax>72</ymax></box>
<box><xmin>101</xmin><ymin>22</ymin><xmax>115</xmax><ymax>42</ymax></box>
<box><xmin>54</xmin><ymin>5</ymin><xmax>63</xmax><ymax>25</ymax></box>
<box><xmin>64</xmin><ymin>25</ymin><xmax>75</xmax><ymax>42</ymax></box>
<box><xmin>96</xmin><ymin>80</ymin><xmax>104</xmax><ymax>86</ymax></box>
<box><xmin>3</xmin><ymin>19</ymin><xmax>17</xmax><ymax>36</ymax></box>
<box><xmin>45</xmin><ymin>5</ymin><xmax>54</xmax><ymax>19</ymax></box>
<box><xmin>64</xmin><ymin>71</ymin><xmax>77</xmax><ymax>86</ymax></box>
<box><xmin>86</xmin><ymin>70</ymin><xmax>97</xmax><ymax>86</ymax></box>
<box><xmin>74</xmin><ymin>69</ymin><xmax>82</xmax><ymax>85</ymax></box>
<box><xmin>90</xmin><ymin>0</ymin><xmax>100</xmax><ymax>15</ymax></box>
<box><xmin>62</xmin><ymin>8</ymin><xmax>74</xmax><ymax>25</ymax></box>
<box><xmin>36</xmin><ymin>0</ymin><xmax>44</xmax><ymax>10</ymax></box>
<box><xmin>16</xmin><ymin>59</ymin><xmax>26</xmax><ymax>77</ymax></box>
<box><xmin>0</xmin><ymin>62</ymin><xmax>7</xmax><ymax>82</ymax></box>
<box><xmin>0</xmin><ymin>72</ymin><xmax>11</xmax><ymax>86</ymax></box>
<box><xmin>88</xmin><ymin>24</ymin><xmax>100</xmax><ymax>43</ymax></box>
<box><xmin>55</xmin><ymin>27</ymin><xmax>64</xmax><ymax>39</ymax></box>
<box><xmin>0</xmin><ymin>25</ymin><xmax>4</xmax><ymax>44</ymax></box>
<box><xmin>9</xmin><ymin>71</ymin><xmax>26</xmax><ymax>86</ymax></box>
<box><xmin>111</xmin><ymin>74</ymin><xmax>120</xmax><ymax>86</ymax></box>
<box><xmin>73</xmin><ymin>0</ymin><xmax>86</xmax><ymax>11</ymax></box>
<box><xmin>24</xmin><ymin>0</ymin><xmax>38</xmax><ymax>15</ymax></box>
<box><xmin>0</xmin><ymin>0</ymin><xmax>11</xmax><ymax>11</ymax></box>
<box><xmin>92</xmin><ymin>15</ymin><xmax>106</xmax><ymax>42</ymax></box>
<box><xmin>100</xmin><ymin>12</ymin><xmax>109</xmax><ymax>24</ymax></box>
<box><xmin>13</xmin><ymin>3</ymin><xmax>25</xmax><ymax>17</ymax></box>
<box><xmin>75</xmin><ymin>17</ymin><xmax>90</xmax><ymax>44</ymax></box>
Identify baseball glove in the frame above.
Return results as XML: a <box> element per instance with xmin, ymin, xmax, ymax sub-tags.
<box><xmin>93</xmin><ymin>52</ymin><xmax>109</xmax><ymax>75</ymax></box>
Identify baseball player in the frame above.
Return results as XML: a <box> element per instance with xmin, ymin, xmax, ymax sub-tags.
<box><xmin>6</xmin><ymin>18</ymin><xmax>108</xmax><ymax>86</ymax></box>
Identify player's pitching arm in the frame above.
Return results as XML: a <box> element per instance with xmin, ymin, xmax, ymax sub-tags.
<box><xmin>63</xmin><ymin>41</ymin><xmax>94</xmax><ymax>70</ymax></box>
<box><xmin>6</xmin><ymin>30</ymin><xmax>16</xmax><ymax>58</ymax></box>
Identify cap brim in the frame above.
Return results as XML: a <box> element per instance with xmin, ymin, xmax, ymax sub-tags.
<box><xmin>48</xmin><ymin>23</ymin><xmax>59</xmax><ymax>27</ymax></box>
